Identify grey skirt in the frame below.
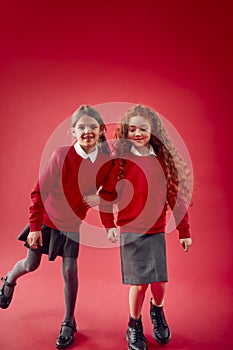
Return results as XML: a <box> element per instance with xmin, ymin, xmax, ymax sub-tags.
<box><xmin>120</xmin><ymin>232</ymin><xmax>168</xmax><ymax>285</ymax></box>
<box><xmin>18</xmin><ymin>224</ymin><xmax>80</xmax><ymax>261</ymax></box>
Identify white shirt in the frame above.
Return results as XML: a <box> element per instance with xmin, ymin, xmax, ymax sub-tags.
<box><xmin>131</xmin><ymin>145</ymin><xmax>156</xmax><ymax>157</ymax></box>
<box><xmin>74</xmin><ymin>142</ymin><xmax>98</xmax><ymax>163</ymax></box>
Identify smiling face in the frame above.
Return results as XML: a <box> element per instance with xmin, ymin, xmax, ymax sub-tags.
<box><xmin>127</xmin><ymin>115</ymin><xmax>152</xmax><ymax>152</ymax></box>
<box><xmin>71</xmin><ymin>114</ymin><xmax>102</xmax><ymax>153</ymax></box>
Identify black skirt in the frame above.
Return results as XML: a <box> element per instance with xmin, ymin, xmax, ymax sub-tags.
<box><xmin>18</xmin><ymin>224</ymin><xmax>80</xmax><ymax>261</ymax></box>
<box><xmin>120</xmin><ymin>232</ymin><xmax>168</xmax><ymax>285</ymax></box>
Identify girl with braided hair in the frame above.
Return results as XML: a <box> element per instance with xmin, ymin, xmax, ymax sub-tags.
<box><xmin>0</xmin><ymin>105</ymin><xmax>114</xmax><ymax>349</ymax></box>
<box><xmin>99</xmin><ymin>104</ymin><xmax>193</xmax><ymax>350</ymax></box>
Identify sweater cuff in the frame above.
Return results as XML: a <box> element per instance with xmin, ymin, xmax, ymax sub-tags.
<box><xmin>29</xmin><ymin>222</ymin><xmax>42</xmax><ymax>232</ymax></box>
<box><xmin>103</xmin><ymin>222</ymin><xmax>116</xmax><ymax>229</ymax></box>
<box><xmin>178</xmin><ymin>228</ymin><xmax>191</xmax><ymax>239</ymax></box>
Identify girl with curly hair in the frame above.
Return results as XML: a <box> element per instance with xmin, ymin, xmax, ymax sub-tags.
<box><xmin>99</xmin><ymin>104</ymin><xmax>193</xmax><ymax>350</ymax></box>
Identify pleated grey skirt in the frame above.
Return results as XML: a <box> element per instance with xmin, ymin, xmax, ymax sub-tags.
<box><xmin>120</xmin><ymin>232</ymin><xmax>168</xmax><ymax>285</ymax></box>
<box><xmin>18</xmin><ymin>224</ymin><xmax>80</xmax><ymax>261</ymax></box>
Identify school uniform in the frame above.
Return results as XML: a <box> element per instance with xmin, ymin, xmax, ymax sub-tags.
<box><xmin>18</xmin><ymin>143</ymin><xmax>113</xmax><ymax>260</ymax></box>
<box><xmin>100</xmin><ymin>146</ymin><xmax>190</xmax><ymax>284</ymax></box>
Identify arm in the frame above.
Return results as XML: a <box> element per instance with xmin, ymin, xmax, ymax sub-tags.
<box><xmin>166</xmin><ymin>186</ymin><xmax>190</xmax><ymax>236</ymax></box>
<box><xmin>82</xmin><ymin>159</ymin><xmax>116</xmax><ymax>209</ymax></box>
<box><xmin>98</xmin><ymin>159</ymin><xmax>120</xmax><ymax>232</ymax></box>
<box><xmin>167</xmin><ymin>195</ymin><xmax>192</xmax><ymax>252</ymax></box>
<box><xmin>29</xmin><ymin>149</ymin><xmax>61</xmax><ymax>232</ymax></box>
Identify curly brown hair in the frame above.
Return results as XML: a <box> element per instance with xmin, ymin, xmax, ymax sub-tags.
<box><xmin>113</xmin><ymin>104</ymin><xmax>193</xmax><ymax>207</ymax></box>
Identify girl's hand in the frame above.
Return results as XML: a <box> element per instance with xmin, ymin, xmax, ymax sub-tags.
<box><xmin>27</xmin><ymin>231</ymin><xmax>43</xmax><ymax>249</ymax></box>
<box><xmin>180</xmin><ymin>238</ymin><xmax>192</xmax><ymax>252</ymax></box>
<box><xmin>107</xmin><ymin>228</ymin><xmax>119</xmax><ymax>243</ymax></box>
<box><xmin>83</xmin><ymin>194</ymin><xmax>100</xmax><ymax>208</ymax></box>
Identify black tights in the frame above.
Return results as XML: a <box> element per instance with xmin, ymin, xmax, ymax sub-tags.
<box><xmin>5</xmin><ymin>250</ymin><xmax>78</xmax><ymax>335</ymax></box>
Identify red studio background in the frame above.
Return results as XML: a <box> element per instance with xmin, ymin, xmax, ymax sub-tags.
<box><xmin>0</xmin><ymin>1</ymin><xmax>232</xmax><ymax>350</ymax></box>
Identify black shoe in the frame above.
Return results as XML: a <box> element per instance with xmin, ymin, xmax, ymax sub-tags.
<box><xmin>150</xmin><ymin>299</ymin><xmax>171</xmax><ymax>344</ymax></box>
<box><xmin>56</xmin><ymin>320</ymin><xmax>77</xmax><ymax>349</ymax></box>
<box><xmin>126</xmin><ymin>315</ymin><xmax>148</xmax><ymax>350</ymax></box>
<box><xmin>0</xmin><ymin>273</ymin><xmax>17</xmax><ymax>309</ymax></box>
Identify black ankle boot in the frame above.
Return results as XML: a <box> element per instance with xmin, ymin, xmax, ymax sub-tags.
<box><xmin>150</xmin><ymin>299</ymin><xmax>171</xmax><ymax>344</ymax></box>
<box><xmin>126</xmin><ymin>315</ymin><xmax>148</xmax><ymax>350</ymax></box>
<box><xmin>0</xmin><ymin>274</ymin><xmax>17</xmax><ymax>309</ymax></box>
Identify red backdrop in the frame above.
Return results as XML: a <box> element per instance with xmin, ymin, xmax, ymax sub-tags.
<box><xmin>0</xmin><ymin>1</ymin><xmax>232</xmax><ymax>349</ymax></box>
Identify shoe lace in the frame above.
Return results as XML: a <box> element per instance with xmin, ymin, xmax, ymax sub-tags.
<box><xmin>131</xmin><ymin>323</ymin><xmax>145</xmax><ymax>342</ymax></box>
<box><xmin>152</xmin><ymin>308</ymin><xmax>168</xmax><ymax>328</ymax></box>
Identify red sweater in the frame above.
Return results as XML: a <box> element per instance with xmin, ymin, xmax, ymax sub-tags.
<box><xmin>29</xmin><ymin>146</ymin><xmax>113</xmax><ymax>232</ymax></box>
<box><xmin>99</xmin><ymin>153</ymin><xmax>190</xmax><ymax>239</ymax></box>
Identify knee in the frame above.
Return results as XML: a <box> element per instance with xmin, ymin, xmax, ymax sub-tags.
<box><xmin>24</xmin><ymin>250</ymin><xmax>41</xmax><ymax>272</ymax></box>
<box><xmin>62</xmin><ymin>262</ymin><xmax>77</xmax><ymax>281</ymax></box>
<box><xmin>150</xmin><ymin>281</ymin><xmax>166</xmax><ymax>291</ymax></box>
<box><xmin>139</xmin><ymin>284</ymin><xmax>149</xmax><ymax>293</ymax></box>
<box><xmin>24</xmin><ymin>261</ymin><xmax>40</xmax><ymax>272</ymax></box>
<box><xmin>132</xmin><ymin>284</ymin><xmax>149</xmax><ymax>293</ymax></box>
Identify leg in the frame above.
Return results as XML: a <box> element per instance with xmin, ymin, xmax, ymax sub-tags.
<box><xmin>56</xmin><ymin>257</ymin><xmax>78</xmax><ymax>345</ymax></box>
<box><xmin>127</xmin><ymin>284</ymin><xmax>148</xmax><ymax>350</ymax></box>
<box><xmin>62</xmin><ymin>257</ymin><xmax>78</xmax><ymax>325</ymax></box>
<box><xmin>0</xmin><ymin>248</ymin><xmax>42</xmax><ymax>308</ymax></box>
<box><xmin>150</xmin><ymin>281</ymin><xmax>166</xmax><ymax>306</ymax></box>
<box><xmin>129</xmin><ymin>284</ymin><xmax>148</xmax><ymax>319</ymax></box>
<box><xmin>150</xmin><ymin>281</ymin><xmax>171</xmax><ymax>344</ymax></box>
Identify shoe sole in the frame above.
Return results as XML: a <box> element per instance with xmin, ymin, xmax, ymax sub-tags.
<box><xmin>150</xmin><ymin>314</ymin><xmax>171</xmax><ymax>345</ymax></box>
<box><xmin>56</xmin><ymin>337</ymin><xmax>74</xmax><ymax>349</ymax></box>
<box><xmin>56</xmin><ymin>341</ymin><xmax>74</xmax><ymax>350</ymax></box>
<box><xmin>153</xmin><ymin>332</ymin><xmax>171</xmax><ymax>345</ymax></box>
<box><xmin>126</xmin><ymin>334</ymin><xmax>148</xmax><ymax>350</ymax></box>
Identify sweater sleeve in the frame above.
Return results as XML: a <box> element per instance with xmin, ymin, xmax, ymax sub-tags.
<box><xmin>157</xmin><ymin>156</ymin><xmax>191</xmax><ymax>239</ymax></box>
<box><xmin>167</xmin><ymin>196</ymin><xmax>191</xmax><ymax>239</ymax></box>
<box><xmin>29</xmin><ymin>149</ymin><xmax>61</xmax><ymax>231</ymax></box>
<box><xmin>98</xmin><ymin>160</ymin><xmax>119</xmax><ymax>229</ymax></box>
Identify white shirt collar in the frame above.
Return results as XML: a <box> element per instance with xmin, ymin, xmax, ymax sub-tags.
<box><xmin>74</xmin><ymin>142</ymin><xmax>98</xmax><ymax>163</ymax></box>
<box><xmin>131</xmin><ymin>145</ymin><xmax>157</xmax><ymax>157</ymax></box>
